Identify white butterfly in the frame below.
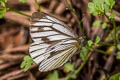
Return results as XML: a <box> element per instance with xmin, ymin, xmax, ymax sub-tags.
<box><xmin>29</xmin><ymin>12</ymin><xmax>83</xmax><ymax>72</ymax></box>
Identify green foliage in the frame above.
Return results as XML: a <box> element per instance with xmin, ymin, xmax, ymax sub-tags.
<box><xmin>93</xmin><ymin>20</ymin><xmax>101</xmax><ymax>27</ymax></box>
<box><xmin>109</xmin><ymin>73</ymin><xmax>120</xmax><ymax>80</ymax></box>
<box><xmin>116</xmin><ymin>44</ymin><xmax>120</xmax><ymax>59</ymax></box>
<box><xmin>109</xmin><ymin>13</ymin><xmax>116</xmax><ymax>20</ymax></box>
<box><xmin>93</xmin><ymin>20</ymin><xmax>107</xmax><ymax>29</ymax></box>
<box><xmin>105</xmin><ymin>0</ymin><xmax>115</xmax><ymax>9</ymax></box>
<box><xmin>116</xmin><ymin>52</ymin><xmax>120</xmax><ymax>60</ymax></box>
<box><xmin>0</xmin><ymin>0</ymin><xmax>7</xmax><ymax>7</ymax></box>
<box><xmin>117</xmin><ymin>44</ymin><xmax>120</xmax><ymax>50</ymax></box>
<box><xmin>88</xmin><ymin>0</ymin><xmax>115</xmax><ymax>16</ymax></box>
<box><xmin>0</xmin><ymin>0</ymin><xmax>8</xmax><ymax>19</ymax></box>
<box><xmin>95</xmin><ymin>36</ymin><xmax>101</xmax><ymax>44</ymax></box>
<box><xmin>102</xmin><ymin>22</ymin><xmax>107</xmax><ymax>29</ymax></box>
<box><xmin>44</xmin><ymin>71</ymin><xmax>59</xmax><ymax>80</ymax></box>
<box><xmin>19</xmin><ymin>0</ymin><xmax>27</xmax><ymax>3</ymax></box>
<box><xmin>64</xmin><ymin>63</ymin><xmax>74</xmax><ymax>73</ymax></box>
<box><xmin>20</xmin><ymin>56</ymin><xmax>35</xmax><ymax>72</ymax></box>
<box><xmin>80</xmin><ymin>47</ymin><xmax>89</xmax><ymax>61</ymax></box>
<box><xmin>70</xmin><ymin>74</ymin><xmax>77</xmax><ymax>79</ymax></box>
<box><xmin>87</xmin><ymin>40</ymin><xmax>93</xmax><ymax>47</ymax></box>
<box><xmin>0</xmin><ymin>8</ymin><xmax>6</xmax><ymax>19</ymax></box>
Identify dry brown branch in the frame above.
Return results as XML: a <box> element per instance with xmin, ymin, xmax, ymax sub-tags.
<box><xmin>4</xmin><ymin>12</ymin><xmax>30</xmax><ymax>26</ymax></box>
<box><xmin>0</xmin><ymin>70</ymin><xmax>27</xmax><ymax>80</ymax></box>
<box><xmin>0</xmin><ymin>54</ymin><xmax>24</xmax><ymax>61</ymax></box>
<box><xmin>3</xmin><ymin>44</ymin><xmax>29</xmax><ymax>53</ymax></box>
<box><xmin>0</xmin><ymin>61</ymin><xmax>18</xmax><ymax>70</ymax></box>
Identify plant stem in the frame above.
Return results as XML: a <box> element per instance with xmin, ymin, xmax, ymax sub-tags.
<box><xmin>64</xmin><ymin>0</ymin><xmax>84</xmax><ymax>37</ymax></box>
<box><xmin>61</xmin><ymin>52</ymin><xmax>92</xmax><ymax>80</ymax></box>
<box><xmin>94</xmin><ymin>48</ymin><xmax>107</xmax><ymax>54</ymax></box>
<box><xmin>74</xmin><ymin>54</ymin><xmax>89</xmax><ymax>74</ymax></box>
<box><xmin>34</xmin><ymin>0</ymin><xmax>42</xmax><ymax>12</ymax></box>
<box><xmin>112</xmin><ymin>19</ymin><xmax>117</xmax><ymax>47</ymax></box>
<box><xmin>105</xmin><ymin>14</ymin><xmax>117</xmax><ymax>47</ymax></box>
<box><xmin>99</xmin><ymin>42</ymin><xmax>113</xmax><ymax>46</ymax></box>
<box><xmin>9</xmin><ymin>8</ymin><xmax>31</xmax><ymax>18</ymax></box>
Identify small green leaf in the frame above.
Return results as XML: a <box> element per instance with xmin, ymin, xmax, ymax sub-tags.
<box><xmin>109</xmin><ymin>13</ymin><xmax>115</xmax><ymax>20</ymax></box>
<box><xmin>105</xmin><ymin>0</ymin><xmax>115</xmax><ymax>9</ymax></box>
<box><xmin>88</xmin><ymin>0</ymin><xmax>115</xmax><ymax>16</ymax></box>
<box><xmin>70</xmin><ymin>74</ymin><xmax>77</xmax><ymax>79</ymax></box>
<box><xmin>20</xmin><ymin>56</ymin><xmax>35</xmax><ymax>72</ymax></box>
<box><xmin>116</xmin><ymin>52</ymin><xmax>120</xmax><ymax>60</ymax></box>
<box><xmin>24</xmin><ymin>56</ymin><xmax>31</xmax><ymax>61</ymax></box>
<box><xmin>88</xmin><ymin>2</ymin><xmax>95</xmax><ymax>13</ymax></box>
<box><xmin>0</xmin><ymin>0</ymin><xmax>7</xmax><ymax>7</ymax></box>
<box><xmin>0</xmin><ymin>8</ymin><xmax>6</xmax><ymax>19</ymax></box>
<box><xmin>102</xmin><ymin>22</ymin><xmax>107</xmax><ymax>29</ymax></box>
<box><xmin>44</xmin><ymin>71</ymin><xmax>59</xmax><ymax>80</ymax></box>
<box><xmin>64</xmin><ymin>63</ymin><xmax>74</xmax><ymax>73</ymax></box>
<box><xmin>88</xmin><ymin>2</ymin><xmax>94</xmax><ymax>9</ymax></box>
<box><xmin>19</xmin><ymin>0</ymin><xmax>27</xmax><ymax>3</ymax></box>
<box><xmin>88</xmin><ymin>2</ymin><xmax>97</xmax><ymax>16</ymax></box>
<box><xmin>24</xmin><ymin>63</ymin><xmax>31</xmax><ymax>71</ymax></box>
<box><xmin>0</xmin><ymin>1</ymin><xmax>5</xmax><ymax>7</ymax></box>
<box><xmin>87</xmin><ymin>40</ymin><xmax>93</xmax><ymax>47</ymax></box>
<box><xmin>95</xmin><ymin>36</ymin><xmax>100</xmax><ymax>44</ymax></box>
<box><xmin>104</xmin><ymin>4</ymin><xmax>109</xmax><ymax>13</ymax></box>
<box><xmin>117</xmin><ymin>44</ymin><xmax>120</xmax><ymax>50</ymax></box>
<box><xmin>93</xmin><ymin>20</ymin><xmax>101</xmax><ymax>27</ymax></box>
<box><xmin>80</xmin><ymin>47</ymin><xmax>88</xmax><ymax>61</ymax></box>
<box><xmin>109</xmin><ymin>73</ymin><xmax>120</xmax><ymax>80</ymax></box>
<box><xmin>20</xmin><ymin>61</ymin><xmax>26</xmax><ymax>68</ymax></box>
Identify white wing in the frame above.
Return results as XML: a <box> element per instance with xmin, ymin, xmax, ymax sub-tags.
<box><xmin>29</xmin><ymin>12</ymin><xmax>79</xmax><ymax>72</ymax></box>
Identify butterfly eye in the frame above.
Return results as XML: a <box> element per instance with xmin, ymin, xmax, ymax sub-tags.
<box><xmin>29</xmin><ymin>12</ymin><xmax>80</xmax><ymax>72</ymax></box>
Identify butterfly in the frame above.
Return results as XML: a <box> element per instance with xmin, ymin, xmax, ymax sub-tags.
<box><xmin>29</xmin><ymin>12</ymin><xmax>83</xmax><ymax>72</ymax></box>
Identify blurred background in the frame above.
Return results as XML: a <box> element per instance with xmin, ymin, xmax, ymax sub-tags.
<box><xmin>0</xmin><ymin>0</ymin><xmax>120</xmax><ymax>80</ymax></box>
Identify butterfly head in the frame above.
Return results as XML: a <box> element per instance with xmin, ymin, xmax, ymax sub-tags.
<box><xmin>30</xmin><ymin>12</ymin><xmax>45</xmax><ymax>23</ymax></box>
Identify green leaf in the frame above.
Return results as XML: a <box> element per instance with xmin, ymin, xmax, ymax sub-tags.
<box><xmin>95</xmin><ymin>36</ymin><xmax>100</xmax><ymax>44</ymax></box>
<box><xmin>116</xmin><ymin>52</ymin><xmax>120</xmax><ymax>60</ymax></box>
<box><xmin>70</xmin><ymin>74</ymin><xmax>77</xmax><ymax>79</ymax></box>
<box><xmin>19</xmin><ymin>0</ymin><xmax>27</xmax><ymax>3</ymax></box>
<box><xmin>88</xmin><ymin>0</ymin><xmax>115</xmax><ymax>16</ymax></box>
<box><xmin>64</xmin><ymin>63</ymin><xmax>74</xmax><ymax>73</ymax></box>
<box><xmin>88</xmin><ymin>2</ymin><xmax>99</xmax><ymax>16</ymax></box>
<box><xmin>20</xmin><ymin>61</ymin><xmax>26</xmax><ymax>68</ymax></box>
<box><xmin>93</xmin><ymin>20</ymin><xmax>101</xmax><ymax>27</ymax></box>
<box><xmin>24</xmin><ymin>63</ymin><xmax>31</xmax><ymax>71</ymax></box>
<box><xmin>80</xmin><ymin>47</ymin><xmax>89</xmax><ymax>61</ymax></box>
<box><xmin>105</xmin><ymin>0</ymin><xmax>115</xmax><ymax>9</ymax></box>
<box><xmin>20</xmin><ymin>56</ymin><xmax>35</xmax><ymax>72</ymax></box>
<box><xmin>104</xmin><ymin>4</ymin><xmax>109</xmax><ymax>13</ymax></box>
<box><xmin>88</xmin><ymin>2</ymin><xmax>94</xmax><ymax>9</ymax></box>
<box><xmin>102</xmin><ymin>22</ymin><xmax>107</xmax><ymax>29</ymax></box>
<box><xmin>0</xmin><ymin>0</ymin><xmax>7</xmax><ymax>7</ymax></box>
<box><xmin>0</xmin><ymin>1</ymin><xmax>5</xmax><ymax>7</ymax></box>
<box><xmin>44</xmin><ymin>71</ymin><xmax>59</xmax><ymax>80</ymax></box>
<box><xmin>109</xmin><ymin>73</ymin><xmax>120</xmax><ymax>80</ymax></box>
<box><xmin>88</xmin><ymin>2</ymin><xmax>95</xmax><ymax>13</ymax></box>
<box><xmin>117</xmin><ymin>44</ymin><xmax>120</xmax><ymax>50</ymax></box>
<box><xmin>109</xmin><ymin>13</ymin><xmax>115</xmax><ymax>20</ymax></box>
<box><xmin>0</xmin><ymin>8</ymin><xmax>6</xmax><ymax>19</ymax></box>
<box><xmin>87</xmin><ymin>40</ymin><xmax>93</xmax><ymax>47</ymax></box>
<box><xmin>24</xmin><ymin>56</ymin><xmax>31</xmax><ymax>61</ymax></box>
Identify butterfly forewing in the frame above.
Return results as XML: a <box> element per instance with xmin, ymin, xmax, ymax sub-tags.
<box><xmin>29</xmin><ymin>12</ymin><xmax>79</xmax><ymax>72</ymax></box>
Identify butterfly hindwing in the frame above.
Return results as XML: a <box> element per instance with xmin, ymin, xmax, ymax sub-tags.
<box><xmin>29</xmin><ymin>12</ymin><xmax>79</xmax><ymax>72</ymax></box>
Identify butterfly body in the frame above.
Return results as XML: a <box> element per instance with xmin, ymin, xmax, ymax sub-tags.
<box><xmin>29</xmin><ymin>12</ymin><xmax>82</xmax><ymax>72</ymax></box>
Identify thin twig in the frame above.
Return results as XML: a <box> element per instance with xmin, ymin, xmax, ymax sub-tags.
<box><xmin>34</xmin><ymin>0</ymin><xmax>42</xmax><ymax>12</ymax></box>
<box><xmin>63</xmin><ymin>0</ymin><xmax>84</xmax><ymax>37</ymax></box>
<box><xmin>105</xmin><ymin>14</ymin><xmax>117</xmax><ymax>47</ymax></box>
<box><xmin>9</xmin><ymin>8</ymin><xmax>31</xmax><ymax>18</ymax></box>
